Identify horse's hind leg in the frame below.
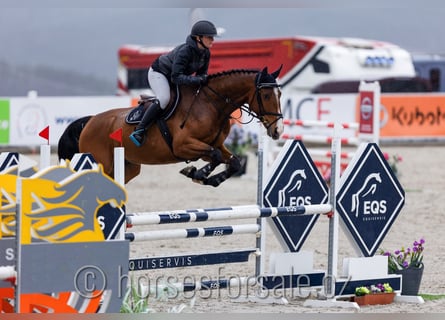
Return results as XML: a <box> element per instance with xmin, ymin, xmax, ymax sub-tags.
<box><xmin>180</xmin><ymin>162</ymin><xmax>216</xmax><ymax>181</ymax></box>
<box><xmin>205</xmin><ymin>155</ymin><xmax>241</xmax><ymax>187</ymax></box>
<box><xmin>180</xmin><ymin>152</ymin><xmax>241</xmax><ymax>187</ymax></box>
<box><xmin>180</xmin><ymin>148</ymin><xmax>222</xmax><ymax>184</ymax></box>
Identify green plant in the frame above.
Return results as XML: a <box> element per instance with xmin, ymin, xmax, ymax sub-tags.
<box><xmin>380</xmin><ymin>238</ymin><xmax>425</xmax><ymax>273</ymax></box>
<box><xmin>383</xmin><ymin>152</ymin><xmax>403</xmax><ymax>176</ymax></box>
<box><xmin>355</xmin><ymin>283</ymin><xmax>393</xmax><ymax>296</ymax></box>
<box><xmin>120</xmin><ymin>282</ymin><xmax>154</xmax><ymax>313</ymax></box>
<box><xmin>224</xmin><ymin>124</ymin><xmax>257</xmax><ymax>156</ymax></box>
<box><xmin>120</xmin><ymin>280</ymin><xmax>195</xmax><ymax>313</ymax></box>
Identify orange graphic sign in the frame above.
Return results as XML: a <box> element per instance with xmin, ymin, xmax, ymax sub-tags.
<box><xmin>357</xmin><ymin>94</ymin><xmax>445</xmax><ymax>139</ymax></box>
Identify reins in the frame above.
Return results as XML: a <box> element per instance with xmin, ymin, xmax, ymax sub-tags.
<box><xmin>177</xmin><ymin>69</ymin><xmax>283</xmax><ymax>148</ymax></box>
<box><xmin>203</xmin><ymin>85</ymin><xmax>241</xmax><ymax>117</ymax></box>
<box><xmin>179</xmin><ymin>87</ymin><xmax>201</xmax><ymax>129</ymax></box>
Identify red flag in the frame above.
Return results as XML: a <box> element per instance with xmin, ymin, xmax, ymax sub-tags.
<box><xmin>109</xmin><ymin>128</ymin><xmax>123</xmax><ymax>145</ymax></box>
<box><xmin>38</xmin><ymin>126</ymin><xmax>49</xmax><ymax>143</ymax></box>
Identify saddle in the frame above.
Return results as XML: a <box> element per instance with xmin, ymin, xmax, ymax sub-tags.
<box><xmin>125</xmin><ymin>85</ymin><xmax>180</xmax><ymax>124</ymax></box>
<box><xmin>124</xmin><ymin>86</ymin><xmax>183</xmax><ymax>160</ymax></box>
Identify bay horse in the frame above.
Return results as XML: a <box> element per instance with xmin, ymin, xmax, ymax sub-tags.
<box><xmin>58</xmin><ymin>67</ymin><xmax>283</xmax><ymax>187</ymax></box>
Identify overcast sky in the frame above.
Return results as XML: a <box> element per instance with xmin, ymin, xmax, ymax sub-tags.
<box><xmin>1</xmin><ymin>1</ymin><xmax>445</xmax><ymax>84</ymax></box>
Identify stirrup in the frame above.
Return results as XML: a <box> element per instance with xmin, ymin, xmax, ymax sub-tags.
<box><xmin>129</xmin><ymin>129</ymin><xmax>145</xmax><ymax>147</ymax></box>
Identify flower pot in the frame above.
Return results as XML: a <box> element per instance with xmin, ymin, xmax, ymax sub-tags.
<box><xmin>353</xmin><ymin>293</ymin><xmax>396</xmax><ymax>306</ymax></box>
<box><xmin>395</xmin><ymin>265</ymin><xmax>424</xmax><ymax>296</ymax></box>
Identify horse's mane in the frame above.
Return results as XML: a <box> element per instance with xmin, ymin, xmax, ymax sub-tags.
<box><xmin>208</xmin><ymin>69</ymin><xmax>259</xmax><ymax>79</ymax></box>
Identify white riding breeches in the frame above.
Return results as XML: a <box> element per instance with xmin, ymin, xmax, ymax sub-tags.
<box><xmin>148</xmin><ymin>67</ymin><xmax>171</xmax><ymax>109</ymax></box>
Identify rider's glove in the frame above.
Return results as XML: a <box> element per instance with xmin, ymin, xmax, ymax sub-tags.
<box><xmin>198</xmin><ymin>74</ymin><xmax>208</xmax><ymax>85</ymax></box>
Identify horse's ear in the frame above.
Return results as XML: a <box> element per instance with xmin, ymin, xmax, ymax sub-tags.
<box><xmin>271</xmin><ymin>64</ymin><xmax>283</xmax><ymax>79</ymax></box>
<box><xmin>261</xmin><ymin>67</ymin><xmax>269</xmax><ymax>76</ymax></box>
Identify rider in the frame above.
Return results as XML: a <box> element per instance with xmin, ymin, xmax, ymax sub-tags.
<box><xmin>129</xmin><ymin>20</ymin><xmax>218</xmax><ymax>147</ymax></box>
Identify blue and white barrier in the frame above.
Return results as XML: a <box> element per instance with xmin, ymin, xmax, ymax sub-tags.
<box><xmin>125</xmin><ymin>223</ymin><xmax>261</xmax><ymax>242</ymax></box>
<box><xmin>126</xmin><ymin>204</ymin><xmax>332</xmax><ymax>226</ymax></box>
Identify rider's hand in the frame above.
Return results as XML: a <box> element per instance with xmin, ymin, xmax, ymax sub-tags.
<box><xmin>198</xmin><ymin>74</ymin><xmax>208</xmax><ymax>85</ymax></box>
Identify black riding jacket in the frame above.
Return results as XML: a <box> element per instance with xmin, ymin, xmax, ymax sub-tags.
<box><xmin>152</xmin><ymin>35</ymin><xmax>210</xmax><ymax>85</ymax></box>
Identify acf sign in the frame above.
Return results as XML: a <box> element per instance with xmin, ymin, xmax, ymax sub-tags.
<box><xmin>336</xmin><ymin>143</ymin><xmax>405</xmax><ymax>256</ymax></box>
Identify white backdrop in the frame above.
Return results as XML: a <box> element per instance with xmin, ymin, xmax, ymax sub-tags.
<box><xmin>1</xmin><ymin>92</ymin><xmax>358</xmax><ymax>147</ymax></box>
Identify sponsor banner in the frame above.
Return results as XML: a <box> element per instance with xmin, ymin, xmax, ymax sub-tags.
<box><xmin>378</xmin><ymin>94</ymin><xmax>445</xmax><ymax>139</ymax></box>
<box><xmin>3</xmin><ymin>92</ymin><xmax>445</xmax><ymax>147</ymax></box>
<box><xmin>281</xmin><ymin>91</ymin><xmax>357</xmax><ymax>125</ymax></box>
<box><xmin>249</xmin><ymin>91</ymin><xmax>358</xmax><ymax>139</ymax></box>
<box><xmin>358</xmin><ymin>91</ymin><xmax>375</xmax><ymax>134</ymax></box>
<box><xmin>0</xmin><ymin>100</ymin><xmax>10</xmax><ymax>144</ymax></box>
<box><xmin>7</xmin><ymin>96</ymin><xmax>131</xmax><ymax>146</ymax></box>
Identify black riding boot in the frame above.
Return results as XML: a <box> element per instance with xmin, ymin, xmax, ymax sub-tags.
<box><xmin>129</xmin><ymin>100</ymin><xmax>162</xmax><ymax>147</ymax></box>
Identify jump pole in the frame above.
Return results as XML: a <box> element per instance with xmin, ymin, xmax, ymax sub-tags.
<box><xmin>39</xmin><ymin>144</ymin><xmax>51</xmax><ymax>170</ymax></box>
<box><xmin>114</xmin><ymin>146</ymin><xmax>125</xmax><ymax>240</ymax></box>
<box><xmin>256</xmin><ymin>125</ymin><xmax>268</xmax><ymax>290</ymax></box>
<box><xmin>326</xmin><ymin>123</ymin><xmax>341</xmax><ymax>297</ymax></box>
<box><xmin>126</xmin><ymin>204</ymin><xmax>332</xmax><ymax>226</ymax></box>
<box><xmin>125</xmin><ymin>224</ymin><xmax>261</xmax><ymax>242</ymax></box>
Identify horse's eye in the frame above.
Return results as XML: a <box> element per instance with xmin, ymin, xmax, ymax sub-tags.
<box><xmin>263</xmin><ymin>93</ymin><xmax>271</xmax><ymax>100</ymax></box>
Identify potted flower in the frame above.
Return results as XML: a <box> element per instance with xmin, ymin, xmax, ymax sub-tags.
<box><xmin>224</xmin><ymin>124</ymin><xmax>257</xmax><ymax>176</ymax></box>
<box><xmin>380</xmin><ymin>238</ymin><xmax>425</xmax><ymax>295</ymax></box>
<box><xmin>353</xmin><ymin>283</ymin><xmax>395</xmax><ymax>306</ymax></box>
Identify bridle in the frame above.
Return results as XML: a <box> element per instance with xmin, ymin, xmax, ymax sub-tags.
<box><xmin>204</xmin><ymin>70</ymin><xmax>283</xmax><ymax>129</ymax></box>
<box><xmin>246</xmin><ymin>72</ymin><xmax>283</xmax><ymax>130</ymax></box>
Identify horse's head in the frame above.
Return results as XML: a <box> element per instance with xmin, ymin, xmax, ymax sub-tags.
<box><xmin>203</xmin><ymin>67</ymin><xmax>283</xmax><ymax>140</ymax></box>
<box><xmin>251</xmin><ymin>66</ymin><xmax>283</xmax><ymax>140</ymax></box>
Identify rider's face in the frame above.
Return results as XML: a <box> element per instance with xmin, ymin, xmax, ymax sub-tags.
<box><xmin>201</xmin><ymin>36</ymin><xmax>214</xmax><ymax>48</ymax></box>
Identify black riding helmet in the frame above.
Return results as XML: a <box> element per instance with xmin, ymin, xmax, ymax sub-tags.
<box><xmin>191</xmin><ymin>20</ymin><xmax>218</xmax><ymax>37</ymax></box>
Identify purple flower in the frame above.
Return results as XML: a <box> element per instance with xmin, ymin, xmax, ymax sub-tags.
<box><xmin>380</xmin><ymin>238</ymin><xmax>425</xmax><ymax>273</ymax></box>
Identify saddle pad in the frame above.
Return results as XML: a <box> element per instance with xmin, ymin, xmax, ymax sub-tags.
<box><xmin>125</xmin><ymin>104</ymin><xmax>146</xmax><ymax>124</ymax></box>
<box><xmin>125</xmin><ymin>85</ymin><xmax>181</xmax><ymax>124</ymax></box>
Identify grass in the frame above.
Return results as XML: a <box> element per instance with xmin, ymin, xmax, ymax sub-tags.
<box><xmin>420</xmin><ymin>294</ymin><xmax>445</xmax><ymax>301</ymax></box>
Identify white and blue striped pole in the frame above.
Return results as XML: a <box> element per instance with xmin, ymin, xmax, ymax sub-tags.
<box><xmin>125</xmin><ymin>223</ymin><xmax>260</xmax><ymax>242</ymax></box>
<box><xmin>126</xmin><ymin>204</ymin><xmax>332</xmax><ymax>226</ymax></box>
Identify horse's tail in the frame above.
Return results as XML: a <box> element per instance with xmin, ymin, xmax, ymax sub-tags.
<box><xmin>57</xmin><ymin>116</ymin><xmax>92</xmax><ymax>161</ymax></box>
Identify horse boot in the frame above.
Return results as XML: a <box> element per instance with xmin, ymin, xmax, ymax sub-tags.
<box><xmin>129</xmin><ymin>99</ymin><xmax>162</xmax><ymax>147</ymax></box>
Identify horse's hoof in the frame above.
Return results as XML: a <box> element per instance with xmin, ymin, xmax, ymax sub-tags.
<box><xmin>192</xmin><ymin>179</ymin><xmax>205</xmax><ymax>185</ymax></box>
<box><xmin>206</xmin><ymin>177</ymin><xmax>222</xmax><ymax>187</ymax></box>
<box><xmin>180</xmin><ymin>166</ymin><xmax>197</xmax><ymax>178</ymax></box>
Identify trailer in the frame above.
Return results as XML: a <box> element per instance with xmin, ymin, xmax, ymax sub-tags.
<box><xmin>117</xmin><ymin>36</ymin><xmax>416</xmax><ymax>96</ymax></box>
